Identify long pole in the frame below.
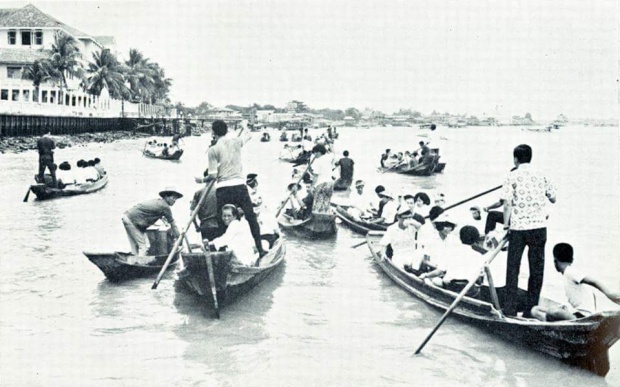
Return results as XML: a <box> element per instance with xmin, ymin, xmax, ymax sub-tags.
<box><xmin>275</xmin><ymin>156</ymin><xmax>316</xmax><ymax>218</ymax></box>
<box><xmin>430</xmin><ymin>185</ymin><xmax>502</xmax><ymax>217</ymax></box>
<box><xmin>153</xmin><ymin>125</ymin><xmax>246</xmax><ymax>289</ymax></box>
<box><xmin>414</xmin><ymin>238</ymin><xmax>508</xmax><ymax>354</ymax></box>
<box><xmin>152</xmin><ymin>180</ymin><xmax>215</xmax><ymax>289</ymax></box>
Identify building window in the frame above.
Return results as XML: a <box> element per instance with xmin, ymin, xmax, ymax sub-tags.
<box><xmin>12</xmin><ymin>90</ymin><xmax>20</xmax><ymax>101</ymax></box>
<box><xmin>1</xmin><ymin>89</ymin><xmax>8</xmax><ymax>100</ymax></box>
<box><xmin>23</xmin><ymin>90</ymin><xmax>30</xmax><ymax>102</ymax></box>
<box><xmin>65</xmin><ymin>94</ymin><xmax>70</xmax><ymax>105</ymax></box>
<box><xmin>8</xmin><ymin>30</ymin><xmax>16</xmax><ymax>45</ymax></box>
<box><xmin>35</xmin><ymin>30</ymin><xmax>43</xmax><ymax>45</ymax></box>
<box><xmin>7</xmin><ymin>67</ymin><xmax>22</xmax><ymax>79</ymax></box>
<box><xmin>21</xmin><ymin>30</ymin><xmax>32</xmax><ymax>45</ymax></box>
<box><xmin>50</xmin><ymin>91</ymin><xmax>56</xmax><ymax>104</ymax></box>
<box><xmin>72</xmin><ymin>95</ymin><xmax>76</xmax><ymax>106</ymax></box>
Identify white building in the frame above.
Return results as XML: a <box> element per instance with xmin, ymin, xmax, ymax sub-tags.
<box><xmin>0</xmin><ymin>4</ymin><xmax>157</xmax><ymax>118</ymax></box>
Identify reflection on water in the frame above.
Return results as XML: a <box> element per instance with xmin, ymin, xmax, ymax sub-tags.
<box><xmin>0</xmin><ymin>126</ymin><xmax>618</xmax><ymax>386</ymax></box>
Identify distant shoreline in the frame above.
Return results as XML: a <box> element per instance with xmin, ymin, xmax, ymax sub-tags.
<box><xmin>0</xmin><ymin>131</ymin><xmax>153</xmax><ymax>155</ymax></box>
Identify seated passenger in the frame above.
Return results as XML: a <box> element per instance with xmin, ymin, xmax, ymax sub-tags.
<box><xmin>531</xmin><ymin>243</ymin><xmax>620</xmax><ymax>321</ymax></box>
<box><xmin>207</xmin><ymin>204</ymin><xmax>258</xmax><ymax>266</ymax></box>
<box><xmin>93</xmin><ymin>157</ymin><xmax>106</xmax><ymax>176</ymax></box>
<box><xmin>283</xmin><ymin>183</ymin><xmax>313</xmax><ymax>220</ymax></box>
<box><xmin>377</xmin><ymin>209</ymin><xmax>426</xmax><ymax>270</ymax></box>
<box><xmin>347</xmin><ymin>180</ymin><xmax>374</xmax><ymax>219</ymax></box>
<box><xmin>56</xmin><ymin>161</ymin><xmax>76</xmax><ymax>188</ymax></box>
<box><xmin>162</xmin><ymin>143</ymin><xmax>170</xmax><ymax>156</ymax></box>
<box><xmin>370</xmin><ymin>190</ymin><xmax>398</xmax><ymax>225</ymax></box>
<box><xmin>417</xmin><ymin>209</ymin><xmax>458</xmax><ymax>269</ymax></box>
<box><xmin>420</xmin><ymin>225</ymin><xmax>484</xmax><ymax>296</ymax></box>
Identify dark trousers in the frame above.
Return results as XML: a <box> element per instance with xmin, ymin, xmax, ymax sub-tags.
<box><xmin>38</xmin><ymin>155</ymin><xmax>56</xmax><ymax>187</ymax></box>
<box><xmin>200</xmin><ymin>224</ymin><xmax>222</xmax><ymax>241</ymax></box>
<box><xmin>504</xmin><ymin>227</ymin><xmax>547</xmax><ymax>316</ymax></box>
<box><xmin>484</xmin><ymin>211</ymin><xmax>504</xmax><ymax>234</ymax></box>
<box><xmin>216</xmin><ymin>184</ymin><xmax>263</xmax><ymax>252</ymax></box>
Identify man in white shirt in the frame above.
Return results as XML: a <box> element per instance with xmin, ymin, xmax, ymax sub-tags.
<box><xmin>347</xmin><ymin>180</ymin><xmax>374</xmax><ymax>219</ymax></box>
<box><xmin>531</xmin><ymin>243</ymin><xmax>620</xmax><ymax>321</ymax></box>
<box><xmin>377</xmin><ymin>209</ymin><xmax>426</xmax><ymax>270</ymax></box>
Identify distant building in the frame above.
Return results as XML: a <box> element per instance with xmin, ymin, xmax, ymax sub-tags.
<box><xmin>0</xmin><ymin>4</ymin><xmax>157</xmax><ymax>118</ymax></box>
<box><xmin>343</xmin><ymin>116</ymin><xmax>356</xmax><ymax>126</ymax></box>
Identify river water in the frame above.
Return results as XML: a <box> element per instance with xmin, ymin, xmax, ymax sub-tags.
<box><xmin>0</xmin><ymin>125</ymin><xmax>618</xmax><ymax>386</ymax></box>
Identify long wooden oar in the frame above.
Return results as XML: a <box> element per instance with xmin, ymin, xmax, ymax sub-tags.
<box><xmin>23</xmin><ymin>186</ymin><xmax>31</xmax><ymax>202</ymax></box>
<box><xmin>425</xmin><ymin>184</ymin><xmax>502</xmax><ymax>219</ymax></box>
<box><xmin>414</xmin><ymin>238</ymin><xmax>508</xmax><ymax>354</ymax></box>
<box><xmin>275</xmin><ymin>156</ymin><xmax>316</xmax><ymax>218</ymax></box>
<box><xmin>152</xmin><ymin>180</ymin><xmax>215</xmax><ymax>289</ymax></box>
<box><xmin>200</xmin><ymin>241</ymin><xmax>220</xmax><ymax>318</ymax></box>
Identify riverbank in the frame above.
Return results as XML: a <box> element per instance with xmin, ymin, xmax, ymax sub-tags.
<box><xmin>0</xmin><ymin>131</ymin><xmax>154</xmax><ymax>154</ymax></box>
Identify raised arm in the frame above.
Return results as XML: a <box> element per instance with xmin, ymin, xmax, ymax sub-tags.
<box><xmin>582</xmin><ymin>276</ymin><xmax>620</xmax><ymax>304</ymax></box>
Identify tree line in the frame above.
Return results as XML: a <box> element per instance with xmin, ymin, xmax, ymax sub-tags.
<box><xmin>23</xmin><ymin>31</ymin><xmax>171</xmax><ymax>105</ymax></box>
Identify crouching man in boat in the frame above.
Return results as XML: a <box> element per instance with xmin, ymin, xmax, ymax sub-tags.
<box><xmin>205</xmin><ymin>204</ymin><xmax>258</xmax><ymax>266</ymax></box>
<box><xmin>346</xmin><ymin>180</ymin><xmax>374</xmax><ymax>220</ymax></box>
<box><xmin>283</xmin><ymin>182</ymin><xmax>313</xmax><ymax>221</ymax></box>
<box><xmin>377</xmin><ymin>208</ymin><xmax>426</xmax><ymax>270</ymax></box>
<box><xmin>531</xmin><ymin>243</ymin><xmax>620</xmax><ymax>321</ymax></box>
<box><xmin>122</xmin><ymin>187</ymin><xmax>183</xmax><ymax>257</ymax></box>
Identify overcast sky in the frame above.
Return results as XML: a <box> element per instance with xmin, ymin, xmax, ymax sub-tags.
<box><xmin>9</xmin><ymin>0</ymin><xmax>619</xmax><ymax>119</ymax></box>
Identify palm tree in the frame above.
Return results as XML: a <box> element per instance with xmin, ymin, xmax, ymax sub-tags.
<box><xmin>124</xmin><ymin>48</ymin><xmax>155</xmax><ymax>102</ymax></box>
<box><xmin>86</xmin><ymin>49</ymin><xmax>129</xmax><ymax>99</ymax></box>
<box><xmin>48</xmin><ymin>31</ymin><xmax>82</xmax><ymax>90</ymax></box>
<box><xmin>148</xmin><ymin>63</ymin><xmax>172</xmax><ymax>104</ymax></box>
<box><xmin>22</xmin><ymin>59</ymin><xmax>53</xmax><ymax>102</ymax></box>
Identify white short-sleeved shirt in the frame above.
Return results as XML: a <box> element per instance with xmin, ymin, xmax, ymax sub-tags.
<box><xmin>442</xmin><ymin>245</ymin><xmax>484</xmax><ymax>283</ymax></box>
<box><xmin>380</xmin><ymin>223</ymin><xmax>419</xmax><ymax>268</ymax></box>
<box><xmin>311</xmin><ymin>155</ymin><xmax>334</xmax><ymax>185</ymax></box>
<box><xmin>563</xmin><ymin>266</ymin><xmax>596</xmax><ymax>315</ymax></box>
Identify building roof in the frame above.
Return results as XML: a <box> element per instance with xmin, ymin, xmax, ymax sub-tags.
<box><xmin>0</xmin><ymin>4</ymin><xmax>92</xmax><ymax>40</ymax></box>
<box><xmin>0</xmin><ymin>47</ymin><xmax>51</xmax><ymax>64</ymax></box>
<box><xmin>93</xmin><ymin>35</ymin><xmax>116</xmax><ymax>47</ymax></box>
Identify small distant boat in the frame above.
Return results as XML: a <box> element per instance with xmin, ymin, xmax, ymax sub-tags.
<box><xmin>175</xmin><ymin>238</ymin><xmax>286</xmax><ymax>317</ymax></box>
<box><xmin>523</xmin><ymin>125</ymin><xmax>557</xmax><ymax>133</ymax></box>
<box><xmin>365</xmin><ymin>231</ymin><xmax>620</xmax><ymax>377</ymax></box>
<box><xmin>378</xmin><ymin>161</ymin><xmax>446</xmax><ymax>176</ymax></box>
<box><xmin>143</xmin><ymin>148</ymin><xmax>184</xmax><ymax>160</ymax></box>
<box><xmin>279</xmin><ymin>133</ymin><xmax>288</xmax><ymax>141</ymax></box>
<box><xmin>279</xmin><ymin>150</ymin><xmax>310</xmax><ymax>165</ymax></box>
<box><xmin>28</xmin><ymin>175</ymin><xmax>109</xmax><ymax>201</ymax></box>
<box><xmin>277</xmin><ymin>213</ymin><xmax>337</xmax><ymax>239</ymax></box>
<box><xmin>260</xmin><ymin>133</ymin><xmax>271</xmax><ymax>142</ymax></box>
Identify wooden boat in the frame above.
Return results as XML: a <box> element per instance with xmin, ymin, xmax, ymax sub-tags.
<box><xmin>260</xmin><ymin>133</ymin><xmax>271</xmax><ymax>142</ymax></box>
<box><xmin>334</xmin><ymin>205</ymin><xmax>388</xmax><ymax>235</ymax></box>
<box><xmin>142</xmin><ymin>148</ymin><xmax>184</xmax><ymax>160</ymax></box>
<box><xmin>83</xmin><ymin>227</ymin><xmax>179</xmax><ymax>282</ymax></box>
<box><xmin>365</xmin><ymin>231</ymin><xmax>620</xmax><ymax>377</ymax></box>
<box><xmin>175</xmin><ymin>237</ymin><xmax>286</xmax><ymax>316</ymax></box>
<box><xmin>84</xmin><ymin>251</ymin><xmax>180</xmax><ymax>282</ymax></box>
<box><xmin>28</xmin><ymin>174</ymin><xmax>109</xmax><ymax>201</ymax></box>
<box><xmin>378</xmin><ymin>160</ymin><xmax>446</xmax><ymax>176</ymax></box>
<box><xmin>277</xmin><ymin>212</ymin><xmax>337</xmax><ymax>239</ymax></box>
<box><xmin>279</xmin><ymin>151</ymin><xmax>310</xmax><ymax>165</ymax></box>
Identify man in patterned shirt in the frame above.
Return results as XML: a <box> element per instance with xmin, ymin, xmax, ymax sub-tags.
<box><xmin>502</xmin><ymin>144</ymin><xmax>556</xmax><ymax>317</ymax></box>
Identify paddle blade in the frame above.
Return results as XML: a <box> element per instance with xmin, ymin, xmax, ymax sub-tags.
<box><xmin>23</xmin><ymin>188</ymin><xmax>31</xmax><ymax>202</ymax></box>
<box><xmin>151</xmin><ymin>282</ymin><xmax>159</xmax><ymax>290</ymax></box>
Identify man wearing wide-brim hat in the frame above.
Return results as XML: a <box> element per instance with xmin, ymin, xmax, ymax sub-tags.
<box><xmin>122</xmin><ymin>187</ymin><xmax>183</xmax><ymax>256</ymax></box>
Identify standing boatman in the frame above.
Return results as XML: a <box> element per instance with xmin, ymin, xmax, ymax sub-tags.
<box><xmin>36</xmin><ymin>131</ymin><xmax>57</xmax><ymax>187</ymax></box>
<box><xmin>502</xmin><ymin>144</ymin><xmax>556</xmax><ymax>317</ymax></box>
<box><xmin>196</xmin><ymin>120</ymin><xmax>267</xmax><ymax>257</ymax></box>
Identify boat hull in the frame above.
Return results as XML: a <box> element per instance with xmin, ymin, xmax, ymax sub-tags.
<box><xmin>365</xmin><ymin>232</ymin><xmax>620</xmax><ymax>376</ymax></box>
<box><xmin>143</xmin><ymin>149</ymin><xmax>184</xmax><ymax>160</ymax></box>
<box><xmin>84</xmin><ymin>251</ymin><xmax>179</xmax><ymax>282</ymax></box>
<box><xmin>29</xmin><ymin>175</ymin><xmax>109</xmax><ymax>200</ymax></box>
<box><xmin>334</xmin><ymin>205</ymin><xmax>388</xmax><ymax>235</ymax></box>
<box><xmin>176</xmin><ymin>238</ymin><xmax>286</xmax><ymax>308</ymax></box>
<box><xmin>277</xmin><ymin>213</ymin><xmax>337</xmax><ymax>239</ymax></box>
<box><xmin>378</xmin><ymin>162</ymin><xmax>446</xmax><ymax>176</ymax></box>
